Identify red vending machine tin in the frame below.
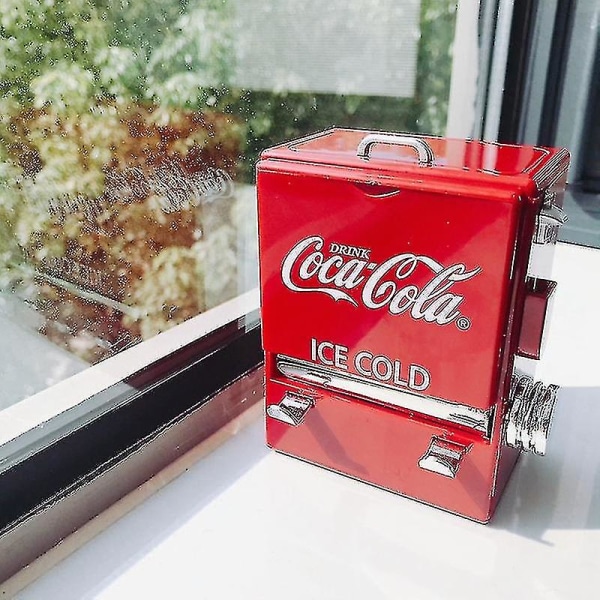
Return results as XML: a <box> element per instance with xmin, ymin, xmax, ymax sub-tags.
<box><xmin>257</xmin><ymin>129</ymin><xmax>569</xmax><ymax>522</ymax></box>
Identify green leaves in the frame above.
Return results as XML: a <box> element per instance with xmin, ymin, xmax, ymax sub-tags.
<box><xmin>30</xmin><ymin>62</ymin><xmax>95</xmax><ymax>112</ymax></box>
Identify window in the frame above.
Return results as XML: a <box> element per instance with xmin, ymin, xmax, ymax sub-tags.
<box><xmin>506</xmin><ymin>0</ymin><xmax>600</xmax><ymax>247</ymax></box>
<box><xmin>580</xmin><ymin>52</ymin><xmax>600</xmax><ymax>194</ymax></box>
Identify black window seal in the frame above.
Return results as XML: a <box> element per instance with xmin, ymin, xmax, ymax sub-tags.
<box><xmin>537</xmin><ymin>0</ymin><xmax>576</xmax><ymax>147</ymax></box>
<box><xmin>497</xmin><ymin>0</ymin><xmax>540</xmax><ymax>144</ymax></box>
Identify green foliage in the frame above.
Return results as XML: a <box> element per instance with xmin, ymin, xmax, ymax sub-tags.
<box><xmin>0</xmin><ymin>0</ymin><xmax>110</xmax><ymax>109</ymax></box>
<box><xmin>217</xmin><ymin>0</ymin><xmax>458</xmax><ymax>181</ymax></box>
<box><xmin>1</xmin><ymin>0</ymin><xmax>457</xmax><ymax>179</ymax></box>
<box><xmin>415</xmin><ymin>0</ymin><xmax>459</xmax><ymax>134</ymax></box>
<box><xmin>0</xmin><ymin>0</ymin><xmax>458</xmax><ymax>359</ymax></box>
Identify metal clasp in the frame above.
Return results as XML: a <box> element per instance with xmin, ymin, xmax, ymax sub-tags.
<box><xmin>534</xmin><ymin>204</ymin><xmax>568</xmax><ymax>245</ymax></box>
<box><xmin>266</xmin><ymin>392</ymin><xmax>314</xmax><ymax>426</ymax></box>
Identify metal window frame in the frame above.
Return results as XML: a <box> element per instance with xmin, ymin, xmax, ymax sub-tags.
<box><xmin>494</xmin><ymin>0</ymin><xmax>600</xmax><ymax>249</ymax></box>
<box><xmin>0</xmin><ymin>289</ymin><xmax>260</xmax><ymax>474</ymax></box>
<box><xmin>496</xmin><ymin>0</ymin><xmax>539</xmax><ymax>143</ymax></box>
<box><xmin>503</xmin><ymin>0</ymin><xmax>599</xmax><ymax>177</ymax></box>
<box><xmin>0</xmin><ymin>307</ymin><xmax>264</xmax><ymax>584</ymax></box>
<box><xmin>580</xmin><ymin>48</ymin><xmax>600</xmax><ymax>192</ymax></box>
<box><xmin>550</xmin><ymin>1</ymin><xmax>599</xmax><ymax>182</ymax></box>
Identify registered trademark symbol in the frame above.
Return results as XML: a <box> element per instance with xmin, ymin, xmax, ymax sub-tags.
<box><xmin>456</xmin><ymin>317</ymin><xmax>471</xmax><ymax>331</ymax></box>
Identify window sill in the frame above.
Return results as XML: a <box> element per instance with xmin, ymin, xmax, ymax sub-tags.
<box><xmin>0</xmin><ymin>288</ymin><xmax>260</xmax><ymax>471</ymax></box>
<box><xmin>3</xmin><ymin>242</ymin><xmax>600</xmax><ymax>598</ymax></box>
<box><xmin>0</xmin><ymin>292</ymin><xmax>263</xmax><ymax>584</ymax></box>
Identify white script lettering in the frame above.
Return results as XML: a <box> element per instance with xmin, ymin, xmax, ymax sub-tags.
<box><xmin>281</xmin><ymin>236</ymin><xmax>480</xmax><ymax>327</ymax></box>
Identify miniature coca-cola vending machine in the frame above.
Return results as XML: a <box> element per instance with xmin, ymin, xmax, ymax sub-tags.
<box><xmin>257</xmin><ymin>129</ymin><xmax>569</xmax><ymax>522</ymax></box>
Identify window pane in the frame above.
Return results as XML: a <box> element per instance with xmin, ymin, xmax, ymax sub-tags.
<box><xmin>523</xmin><ymin>0</ymin><xmax>600</xmax><ymax>247</ymax></box>
<box><xmin>580</xmin><ymin>47</ymin><xmax>600</xmax><ymax>193</ymax></box>
<box><xmin>0</xmin><ymin>0</ymin><xmax>462</xmax><ymax>408</ymax></box>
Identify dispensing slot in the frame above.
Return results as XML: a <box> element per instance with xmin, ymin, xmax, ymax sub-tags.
<box><xmin>276</xmin><ymin>355</ymin><xmax>493</xmax><ymax>436</ymax></box>
<box><xmin>267</xmin><ymin>391</ymin><xmax>314</xmax><ymax>426</ymax></box>
<box><xmin>418</xmin><ymin>437</ymin><xmax>471</xmax><ymax>478</ymax></box>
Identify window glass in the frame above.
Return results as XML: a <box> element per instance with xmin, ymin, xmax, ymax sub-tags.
<box><xmin>519</xmin><ymin>0</ymin><xmax>600</xmax><ymax>247</ymax></box>
<box><xmin>0</xmin><ymin>0</ymin><xmax>461</xmax><ymax>408</ymax></box>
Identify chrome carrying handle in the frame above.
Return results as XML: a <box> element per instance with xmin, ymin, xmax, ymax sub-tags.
<box><xmin>356</xmin><ymin>133</ymin><xmax>435</xmax><ymax>165</ymax></box>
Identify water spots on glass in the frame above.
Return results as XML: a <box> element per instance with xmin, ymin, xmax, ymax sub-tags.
<box><xmin>1</xmin><ymin>97</ymin><xmax>249</xmax><ymax>365</ymax></box>
<box><xmin>1</xmin><ymin>0</ymin><xmax>454</xmax><ymax>401</ymax></box>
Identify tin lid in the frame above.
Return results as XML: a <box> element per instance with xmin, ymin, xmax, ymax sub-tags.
<box><xmin>260</xmin><ymin>128</ymin><xmax>569</xmax><ymax>193</ymax></box>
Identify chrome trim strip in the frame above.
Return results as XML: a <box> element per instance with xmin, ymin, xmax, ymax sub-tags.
<box><xmin>276</xmin><ymin>356</ymin><xmax>492</xmax><ymax>436</ymax></box>
<box><xmin>531</xmin><ymin>147</ymin><xmax>570</xmax><ymax>190</ymax></box>
<box><xmin>287</xmin><ymin>128</ymin><xmax>335</xmax><ymax>152</ymax></box>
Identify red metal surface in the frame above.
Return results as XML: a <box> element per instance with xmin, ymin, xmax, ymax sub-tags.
<box><xmin>257</xmin><ymin>129</ymin><xmax>567</xmax><ymax>522</ymax></box>
<box><xmin>518</xmin><ymin>279</ymin><xmax>557</xmax><ymax>360</ymax></box>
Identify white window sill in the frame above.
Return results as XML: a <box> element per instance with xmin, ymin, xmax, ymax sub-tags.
<box><xmin>6</xmin><ymin>242</ymin><xmax>600</xmax><ymax>599</ymax></box>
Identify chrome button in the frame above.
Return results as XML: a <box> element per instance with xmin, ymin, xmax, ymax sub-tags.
<box><xmin>506</xmin><ymin>372</ymin><xmax>559</xmax><ymax>456</ymax></box>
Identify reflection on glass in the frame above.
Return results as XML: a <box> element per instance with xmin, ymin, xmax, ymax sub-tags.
<box><xmin>0</xmin><ymin>0</ymin><xmax>457</xmax><ymax>404</ymax></box>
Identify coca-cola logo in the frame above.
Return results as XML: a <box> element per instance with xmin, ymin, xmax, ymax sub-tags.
<box><xmin>281</xmin><ymin>236</ymin><xmax>481</xmax><ymax>329</ymax></box>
